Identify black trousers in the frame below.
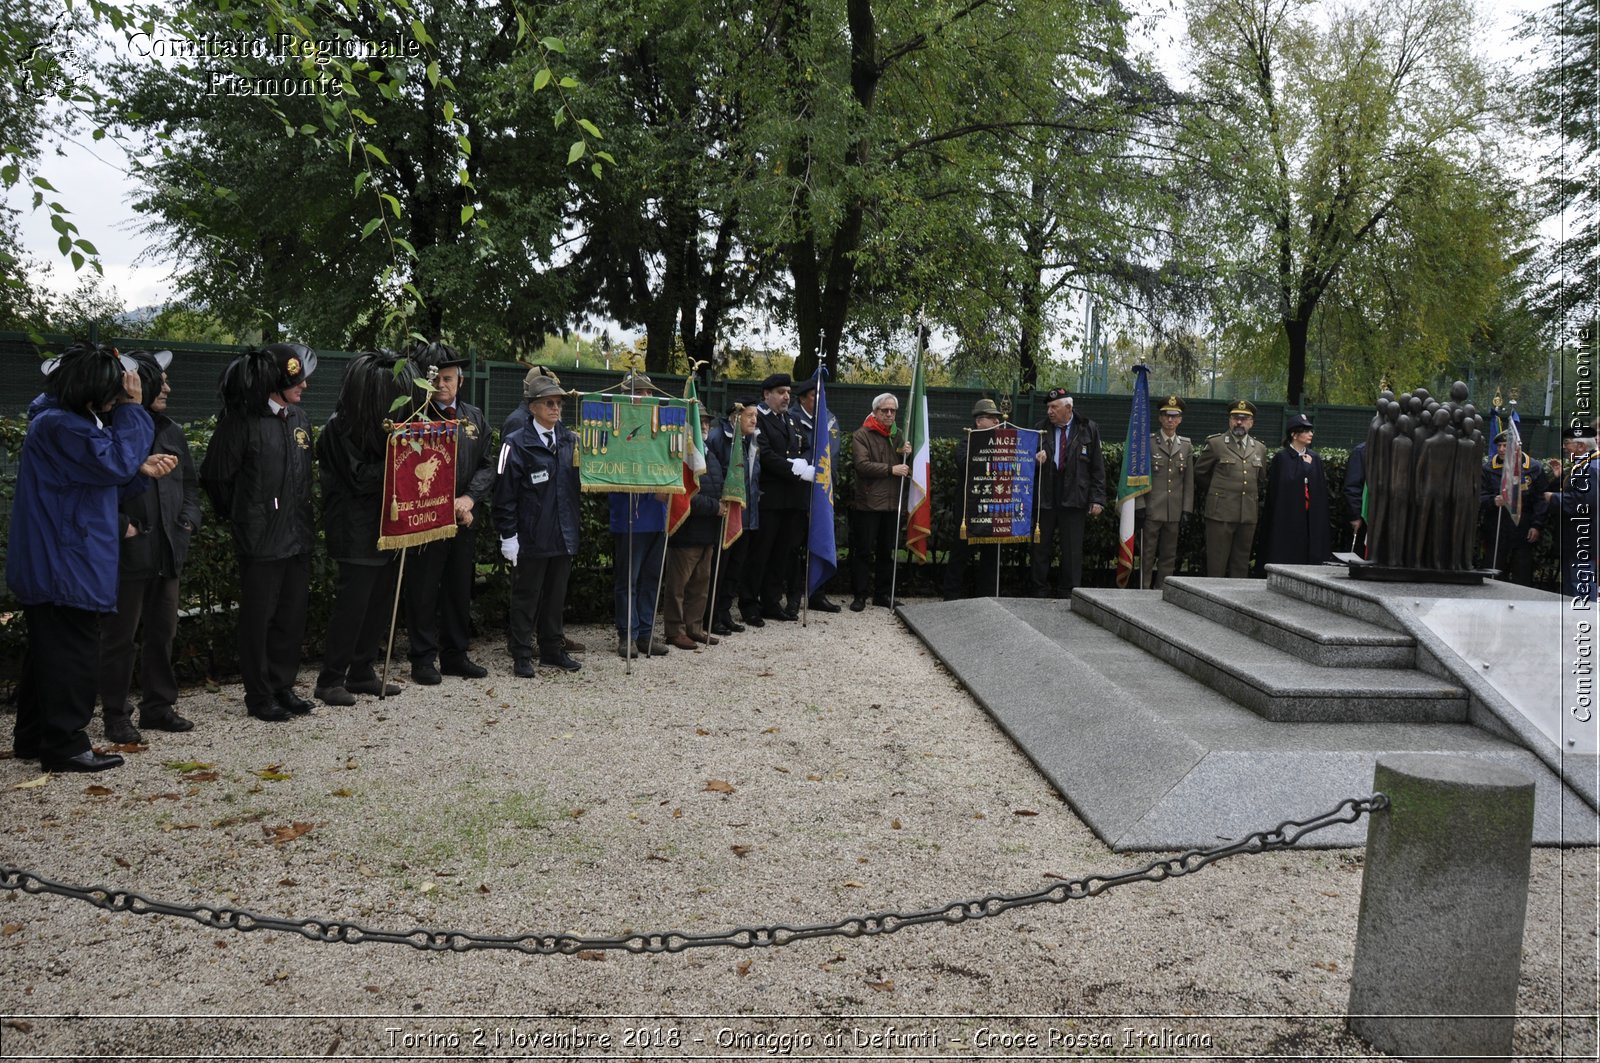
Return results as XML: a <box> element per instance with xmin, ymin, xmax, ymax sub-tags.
<box><xmin>98</xmin><ymin>575</ymin><xmax>181</xmax><ymax>722</ymax></box>
<box><xmin>318</xmin><ymin>559</ymin><xmax>398</xmax><ymax>688</ymax></box>
<box><xmin>849</xmin><ymin>508</ymin><xmax>898</xmax><ymax>598</ymax></box>
<box><xmin>507</xmin><ymin>554</ymin><xmax>572</xmax><ymax>661</ymax></box>
<box><xmin>15</xmin><ymin>603</ymin><xmax>100</xmax><ymax>759</ymax></box>
<box><xmin>1031</xmin><ymin>506</ymin><xmax>1087</xmax><ymax>596</ymax></box>
<box><xmin>713</xmin><ymin>536</ymin><xmax>748</xmax><ymax>622</ymax></box>
<box><xmin>402</xmin><ymin>527</ymin><xmax>477</xmax><ymax>665</ymax></box>
<box><xmin>237</xmin><ymin>554</ymin><xmax>311</xmax><ymax>712</ymax></box>
<box><xmin>944</xmin><ymin>538</ymin><xmax>1001</xmax><ymax>599</ymax></box>
<box><xmin>746</xmin><ymin>504</ymin><xmax>804</xmax><ymax>613</ymax></box>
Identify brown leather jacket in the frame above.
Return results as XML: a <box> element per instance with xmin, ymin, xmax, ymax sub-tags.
<box><xmin>851</xmin><ymin>424</ymin><xmax>905</xmax><ymax>511</ymax></box>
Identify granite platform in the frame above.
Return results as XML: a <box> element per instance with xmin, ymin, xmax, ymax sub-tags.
<box><xmin>899</xmin><ymin>578</ymin><xmax>1597</xmax><ymax>851</ymax></box>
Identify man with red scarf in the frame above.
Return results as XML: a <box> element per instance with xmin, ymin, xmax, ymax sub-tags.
<box><xmin>848</xmin><ymin>392</ymin><xmax>912</xmax><ymax>610</ymax></box>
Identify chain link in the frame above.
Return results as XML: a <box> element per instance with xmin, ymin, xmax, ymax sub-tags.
<box><xmin>0</xmin><ymin>794</ymin><xmax>1386</xmax><ymax>957</ymax></box>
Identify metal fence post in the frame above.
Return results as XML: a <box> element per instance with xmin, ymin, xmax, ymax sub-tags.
<box><xmin>1347</xmin><ymin>753</ymin><xmax>1535</xmax><ymax>1062</ymax></box>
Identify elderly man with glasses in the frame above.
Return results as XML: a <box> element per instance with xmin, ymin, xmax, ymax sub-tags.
<box><xmin>848</xmin><ymin>392</ymin><xmax>912</xmax><ymax>610</ymax></box>
<box><xmin>1030</xmin><ymin>388</ymin><xmax>1105</xmax><ymax>598</ymax></box>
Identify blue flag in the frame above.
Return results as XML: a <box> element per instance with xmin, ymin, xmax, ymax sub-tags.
<box><xmin>807</xmin><ymin>372</ymin><xmax>838</xmax><ymax>597</ymax></box>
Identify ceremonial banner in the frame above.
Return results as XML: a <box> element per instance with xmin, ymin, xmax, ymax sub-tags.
<box><xmin>576</xmin><ymin>393</ymin><xmax>691</xmax><ymax>494</ymax></box>
<box><xmin>959</xmin><ymin>425</ymin><xmax>1039</xmax><ymax>544</ymax></box>
<box><xmin>379</xmin><ymin>420</ymin><xmax>459</xmax><ymax>550</ymax></box>
<box><xmin>905</xmin><ymin>348</ymin><xmax>932</xmax><ymax>561</ymax></box>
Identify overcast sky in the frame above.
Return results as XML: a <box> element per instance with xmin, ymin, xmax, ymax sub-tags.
<box><xmin>9</xmin><ymin>0</ymin><xmax>1548</xmax><ymax>339</ymax></box>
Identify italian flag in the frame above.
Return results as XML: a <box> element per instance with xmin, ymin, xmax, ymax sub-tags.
<box><xmin>722</xmin><ymin>415</ymin><xmax>747</xmax><ymax>549</ymax></box>
<box><xmin>905</xmin><ymin>349</ymin><xmax>932</xmax><ymax>562</ymax></box>
<box><xmin>666</xmin><ymin>374</ymin><xmax>708</xmax><ymax>534</ymax></box>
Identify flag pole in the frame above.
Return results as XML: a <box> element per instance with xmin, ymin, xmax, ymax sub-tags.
<box><xmin>709</xmin><ymin>509</ymin><xmax>727</xmax><ymax>641</ymax></box>
<box><xmin>379</xmin><ymin>546</ymin><xmax>407</xmax><ymax>700</ymax></box>
<box><xmin>890</xmin><ymin>314</ymin><xmax>925</xmax><ymax>607</ymax></box>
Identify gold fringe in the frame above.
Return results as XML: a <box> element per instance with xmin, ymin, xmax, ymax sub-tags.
<box><xmin>581</xmin><ymin>483</ymin><xmax>687</xmax><ymax>495</ymax></box>
<box><xmin>965</xmin><ymin>534</ymin><xmax>1031</xmax><ymax>545</ymax></box>
<box><xmin>377</xmin><ymin>524</ymin><xmax>458</xmax><ymax>551</ymax></box>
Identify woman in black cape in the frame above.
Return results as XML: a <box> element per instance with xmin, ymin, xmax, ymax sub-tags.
<box><xmin>1256</xmin><ymin>413</ymin><xmax>1332</xmax><ymax>570</ymax></box>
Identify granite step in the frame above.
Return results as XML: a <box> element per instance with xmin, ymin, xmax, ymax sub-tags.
<box><xmin>1071</xmin><ymin>589</ymin><xmax>1468</xmax><ymax>724</ymax></box>
<box><xmin>1161</xmin><ymin>577</ymin><xmax>1415</xmax><ymax>668</ymax></box>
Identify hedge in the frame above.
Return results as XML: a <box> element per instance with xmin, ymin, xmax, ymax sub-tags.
<box><xmin>0</xmin><ymin>420</ymin><xmax>1561</xmax><ymax>691</ymax></box>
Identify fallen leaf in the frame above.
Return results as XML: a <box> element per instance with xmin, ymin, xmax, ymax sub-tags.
<box><xmin>1321</xmin><ymin>890</ymin><xmax>1341</xmax><ymax>898</ymax></box>
<box><xmin>213</xmin><ymin>940</ymin><xmax>227</xmax><ymax>949</ymax></box>
<box><xmin>161</xmin><ymin>823</ymin><xmax>200</xmax><ymax>832</ymax></box>
<box><xmin>252</xmin><ymin>765</ymin><xmax>292</xmax><ymax>782</ymax></box>
<box><xmin>704</xmin><ymin>779</ymin><xmax>735</xmax><ymax>794</ymax></box>
<box><xmin>646</xmin><ymin>853</ymin><xmax>670</xmax><ymax>862</ymax></box>
<box><xmin>329</xmin><ymin>788</ymin><xmax>353</xmax><ymax>798</ymax></box>
<box><xmin>278</xmin><ymin>878</ymin><xmax>297</xmax><ymax>887</ymax></box>
<box><xmin>1013</xmin><ymin>809</ymin><xmax>1039</xmax><ymax>817</ymax></box>
<box><xmin>973</xmin><ymin>812</ymin><xmax>987</xmax><ymax>820</ymax></box>
<box><xmin>104</xmin><ymin>742</ymin><xmax>145</xmax><ymax>753</ymax></box>
<box><xmin>805</xmin><ymin>773</ymin><xmax>822</xmax><ymax>782</ymax></box>
<box><xmin>755</xmin><ymin>669</ymin><xmax>773</xmax><ymax>677</ymax></box>
<box><xmin>11</xmin><ymin>775</ymin><xmax>48</xmax><ymax>790</ymax></box>
<box><xmin>83</xmin><ymin>785</ymin><xmax>113</xmax><ymax>797</ymax></box>
<box><xmin>2</xmin><ymin>1019</ymin><xmax>33</xmax><ymax>1033</ymax></box>
<box><xmin>212</xmin><ymin>812</ymin><xmax>264</xmax><ymax>828</ymax></box>
<box><xmin>365</xmin><ymin>985</ymin><xmax>381</xmax><ymax>993</ymax></box>
<box><xmin>736</xmin><ymin>959</ymin><xmax>753</xmax><ymax>976</ymax></box>
<box><xmin>773</xmin><ymin>766</ymin><xmax>790</xmax><ymax>774</ymax></box>
<box><xmin>890</xmin><ymin>819</ymin><xmax>901</xmax><ymax>830</ymax></box>
<box><xmin>1</xmin><ymin>923</ymin><xmax>22</xmax><ymax>936</ymax></box>
<box><xmin>419</xmin><ymin>882</ymin><xmax>436</xmax><ymax>893</ymax></box>
<box><xmin>114</xmin><ymin>857</ymin><xmax>130</xmax><ymax>869</ymax></box>
<box><xmin>477</xmin><ymin>884</ymin><xmax>490</xmax><ymax>894</ymax></box>
<box><xmin>842</xmin><ymin>880</ymin><xmax>865</xmax><ymax>889</ymax></box>
<box><xmin>263</xmin><ymin>822</ymin><xmax>314</xmax><ymax>846</ymax></box>
<box><xmin>568</xmin><ymin>808</ymin><xmax>586</xmax><ymax>819</ymax></box>
<box><xmin>576</xmin><ymin>950</ymin><xmax>606</xmax><ymax>961</ymax></box>
<box><xmin>695</xmin><ymin>728</ymin><xmax>710</xmax><ymax>736</ymax></box>
<box><xmin>164</xmin><ymin>760</ymin><xmax>214</xmax><ymax>773</ymax></box>
<box><xmin>182</xmin><ymin>771</ymin><xmax>218</xmax><ymax>783</ymax></box>
<box><xmin>1313</xmin><ymin>960</ymin><xmax>1339</xmax><ymax>972</ymax></box>
<box><xmin>730</xmin><ymin>845</ymin><xmax>752</xmax><ymax>857</ymax></box>
<box><xmin>672</xmin><ymin>807</ymin><xmax>683</xmax><ymax>818</ymax></box>
<box><xmin>762</xmin><ymin>726</ymin><xmax>780</xmax><ymax>734</ymax></box>
<box><xmin>143</xmin><ymin>792</ymin><xmax>181</xmax><ymax>802</ymax></box>
<box><xmin>866</xmin><ymin>979</ymin><xmax>895</xmax><ymax>993</ymax></box>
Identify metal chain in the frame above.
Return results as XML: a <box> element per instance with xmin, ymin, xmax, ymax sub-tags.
<box><xmin>0</xmin><ymin>793</ymin><xmax>1386</xmax><ymax>957</ymax></box>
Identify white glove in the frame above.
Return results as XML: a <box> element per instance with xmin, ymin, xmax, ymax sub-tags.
<box><xmin>799</xmin><ymin>463</ymin><xmax>817</xmax><ymax>482</ymax></box>
<box><xmin>499</xmin><ymin>536</ymin><xmax>520</xmax><ymax>566</ymax></box>
<box><xmin>787</xmin><ymin>457</ymin><xmax>808</xmax><ymax>477</ymax></box>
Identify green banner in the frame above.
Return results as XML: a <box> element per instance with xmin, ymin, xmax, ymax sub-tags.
<box><xmin>576</xmin><ymin>393</ymin><xmax>690</xmax><ymax>494</ymax></box>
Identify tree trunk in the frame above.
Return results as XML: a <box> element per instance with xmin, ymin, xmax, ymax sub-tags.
<box><xmin>1284</xmin><ymin>314</ymin><xmax>1309</xmax><ymax>408</ymax></box>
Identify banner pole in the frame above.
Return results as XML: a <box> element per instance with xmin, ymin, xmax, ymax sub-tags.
<box><xmin>380</xmin><ymin>546</ymin><xmax>407</xmax><ymax>700</ymax></box>
<box><xmin>650</xmin><ymin>499</ymin><xmax>670</xmax><ymax>647</ymax></box>
<box><xmin>708</xmin><ymin>510</ymin><xmax>727</xmax><ymax>643</ymax></box>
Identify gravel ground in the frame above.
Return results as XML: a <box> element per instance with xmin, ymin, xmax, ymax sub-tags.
<box><xmin>1</xmin><ymin>601</ymin><xmax>1595</xmax><ymax>1061</ymax></box>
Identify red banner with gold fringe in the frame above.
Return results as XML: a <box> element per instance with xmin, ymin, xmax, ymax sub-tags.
<box><xmin>379</xmin><ymin>420</ymin><xmax>459</xmax><ymax>550</ymax></box>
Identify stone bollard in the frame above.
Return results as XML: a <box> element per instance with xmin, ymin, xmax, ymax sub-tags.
<box><xmin>1347</xmin><ymin>754</ymin><xmax>1535</xmax><ymax>1063</ymax></box>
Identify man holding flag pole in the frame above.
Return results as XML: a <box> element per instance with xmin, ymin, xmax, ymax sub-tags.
<box><xmin>803</xmin><ymin>371</ymin><xmax>839</xmax><ymax>625</ymax></box>
<box><xmin>1482</xmin><ymin>401</ymin><xmax>1549</xmax><ymax>586</ymax></box>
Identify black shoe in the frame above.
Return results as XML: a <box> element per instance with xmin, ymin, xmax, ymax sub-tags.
<box><xmin>140</xmin><ymin>707</ymin><xmax>195</xmax><ymax>732</ymax></box>
<box><xmin>513</xmin><ymin>658</ymin><xmax>536</xmax><ymax>678</ymax></box>
<box><xmin>314</xmin><ymin>685</ymin><xmax>357</xmax><ymax>707</ymax></box>
<box><xmin>872</xmin><ymin>595</ymin><xmax>897</xmax><ymax>609</ymax></box>
<box><xmin>274</xmin><ymin>689</ymin><xmax>314</xmax><ymax>716</ymax></box>
<box><xmin>562</xmin><ymin>635</ymin><xmax>587</xmax><ymax>654</ymax></box>
<box><xmin>249</xmin><ymin>705</ymin><xmax>293</xmax><ymax>722</ymax></box>
<box><xmin>411</xmin><ymin>662</ymin><xmax>443</xmax><ymax>685</ymax></box>
<box><xmin>743</xmin><ymin>612</ymin><xmax>765</xmax><ymax>628</ymax></box>
<box><xmin>718</xmin><ymin>615</ymin><xmax>746</xmax><ymax>633</ymax></box>
<box><xmin>41</xmin><ymin>749</ymin><xmax>124</xmax><ymax>773</ymax></box>
<box><xmin>711</xmin><ymin>620</ymin><xmax>736</xmax><ymax>637</ymax></box>
<box><xmin>763</xmin><ymin>608</ymin><xmax>797</xmax><ymax>622</ymax></box>
<box><xmin>849</xmin><ymin>596</ymin><xmax>867</xmax><ymax>612</ymax></box>
<box><xmin>346</xmin><ymin>678</ymin><xmax>401</xmax><ymax>697</ymax></box>
<box><xmin>440</xmin><ymin>656</ymin><xmax>489</xmax><ymax>679</ymax></box>
<box><xmin>539</xmin><ymin>652</ymin><xmax>582</xmax><ymax>673</ymax></box>
<box><xmin>105</xmin><ymin>719</ymin><xmax>143</xmax><ymax>745</ymax></box>
<box><xmin>808</xmin><ymin>596</ymin><xmax>842</xmax><ymax>613</ymax></box>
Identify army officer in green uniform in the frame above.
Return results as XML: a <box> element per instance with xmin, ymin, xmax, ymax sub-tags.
<box><xmin>1194</xmin><ymin>398</ymin><xmax>1268</xmax><ymax>578</ymax></box>
<box><xmin>1138</xmin><ymin>395</ymin><xmax>1194</xmax><ymax>589</ymax></box>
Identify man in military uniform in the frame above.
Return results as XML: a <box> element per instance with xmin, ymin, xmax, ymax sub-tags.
<box><xmin>402</xmin><ymin>343</ymin><xmax>496</xmax><ymax>683</ymax></box>
<box><xmin>1194</xmin><ymin>398</ymin><xmax>1268</xmax><ymax>578</ymax></box>
<box><xmin>788</xmin><ymin>373</ymin><xmax>841</xmax><ymax>612</ymax></box>
<box><xmin>1137</xmin><ymin>395</ymin><xmax>1194</xmax><ymax>589</ymax></box>
<box><xmin>744</xmin><ymin>372</ymin><xmax>812</xmax><ymax>622</ymax></box>
<box><xmin>1544</xmin><ymin>425</ymin><xmax>1597</xmax><ymax>600</ymax></box>
<box><xmin>201</xmin><ymin>344</ymin><xmax>318</xmax><ymax>722</ymax></box>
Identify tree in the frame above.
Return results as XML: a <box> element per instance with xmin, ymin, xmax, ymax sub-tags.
<box><xmin>1184</xmin><ymin>0</ymin><xmax>1511</xmax><ymax>406</ymax></box>
<box><xmin>1521</xmin><ymin>0</ymin><xmax>1598</xmax><ymax>341</ymax></box>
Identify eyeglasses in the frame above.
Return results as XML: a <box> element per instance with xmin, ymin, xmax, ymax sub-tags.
<box><xmin>875</xmin><ymin>407</ymin><xmax>898</xmax><ymax>413</ymax></box>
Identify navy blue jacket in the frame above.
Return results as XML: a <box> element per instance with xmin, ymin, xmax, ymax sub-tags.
<box><xmin>705</xmin><ymin>419</ymin><xmax>760</xmax><ymax>531</ymax></box>
<box><xmin>493</xmin><ymin>422</ymin><xmax>581</xmax><ymax>558</ymax></box>
<box><xmin>7</xmin><ymin>395</ymin><xmax>154</xmax><ymax>611</ymax></box>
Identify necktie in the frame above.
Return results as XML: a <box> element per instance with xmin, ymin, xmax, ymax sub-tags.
<box><xmin>1056</xmin><ymin>426</ymin><xmax>1065</xmax><ymax>470</ymax></box>
<box><xmin>543</xmin><ymin>430</ymin><xmax>554</xmax><ymax>450</ymax></box>
<box><xmin>440</xmin><ymin>406</ymin><xmax>456</xmax><ymax>420</ymax></box>
<box><xmin>276</xmin><ymin>408</ymin><xmax>288</xmax><ymax>420</ymax></box>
